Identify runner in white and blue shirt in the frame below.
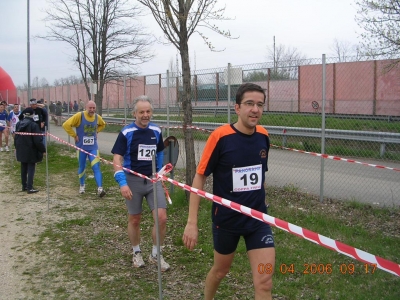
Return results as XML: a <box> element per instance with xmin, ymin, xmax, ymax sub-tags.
<box><xmin>7</xmin><ymin>104</ymin><xmax>21</xmax><ymax>137</ymax></box>
<box><xmin>0</xmin><ymin>102</ymin><xmax>10</xmax><ymax>151</ymax></box>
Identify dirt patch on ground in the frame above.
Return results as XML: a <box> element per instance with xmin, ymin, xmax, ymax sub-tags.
<box><xmin>0</xmin><ymin>154</ymin><xmax>95</xmax><ymax>299</ymax></box>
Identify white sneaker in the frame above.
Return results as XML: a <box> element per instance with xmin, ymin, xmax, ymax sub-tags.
<box><xmin>0</xmin><ymin>148</ymin><xmax>3</xmax><ymax>152</ymax></box>
<box><xmin>5</xmin><ymin>146</ymin><xmax>9</xmax><ymax>152</ymax></box>
<box><xmin>98</xmin><ymin>187</ymin><xmax>106</xmax><ymax>198</ymax></box>
<box><xmin>132</xmin><ymin>251</ymin><xmax>145</xmax><ymax>268</ymax></box>
<box><xmin>79</xmin><ymin>185</ymin><xmax>85</xmax><ymax>194</ymax></box>
<box><xmin>149</xmin><ymin>254</ymin><xmax>170</xmax><ymax>272</ymax></box>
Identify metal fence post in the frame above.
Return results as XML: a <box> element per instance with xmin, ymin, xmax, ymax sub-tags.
<box><xmin>167</xmin><ymin>70</ymin><xmax>170</xmax><ymax>138</ymax></box>
<box><xmin>227</xmin><ymin>63</ymin><xmax>231</xmax><ymax>124</ymax></box>
<box><xmin>320</xmin><ymin>54</ymin><xmax>327</xmax><ymax>203</ymax></box>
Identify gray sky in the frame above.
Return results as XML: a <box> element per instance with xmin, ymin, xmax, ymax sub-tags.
<box><xmin>1</xmin><ymin>0</ymin><xmax>362</xmax><ymax>87</ymax></box>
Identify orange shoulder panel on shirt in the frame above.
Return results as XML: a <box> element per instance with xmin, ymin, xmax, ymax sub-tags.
<box><xmin>256</xmin><ymin>125</ymin><xmax>269</xmax><ymax>136</ymax></box>
<box><xmin>197</xmin><ymin>124</ymin><xmax>235</xmax><ymax>175</ymax></box>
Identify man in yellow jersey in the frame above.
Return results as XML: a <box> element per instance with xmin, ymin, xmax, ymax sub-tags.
<box><xmin>63</xmin><ymin>100</ymin><xmax>107</xmax><ymax>197</ymax></box>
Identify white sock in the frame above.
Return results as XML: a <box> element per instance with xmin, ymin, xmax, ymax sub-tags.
<box><xmin>152</xmin><ymin>245</ymin><xmax>159</xmax><ymax>257</ymax></box>
<box><xmin>133</xmin><ymin>245</ymin><xmax>141</xmax><ymax>254</ymax></box>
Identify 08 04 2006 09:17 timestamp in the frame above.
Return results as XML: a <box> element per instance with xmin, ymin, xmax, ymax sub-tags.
<box><xmin>257</xmin><ymin>263</ymin><xmax>377</xmax><ymax>275</ymax></box>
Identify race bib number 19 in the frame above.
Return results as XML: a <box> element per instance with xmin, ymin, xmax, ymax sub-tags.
<box><xmin>138</xmin><ymin>144</ymin><xmax>157</xmax><ymax>160</ymax></box>
<box><xmin>232</xmin><ymin>164</ymin><xmax>262</xmax><ymax>192</ymax></box>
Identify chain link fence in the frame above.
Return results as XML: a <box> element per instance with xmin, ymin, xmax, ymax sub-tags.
<box><xmin>16</xmin><ymin>56</ymin><xmax>400</xmax><ymax>206</ymax></box>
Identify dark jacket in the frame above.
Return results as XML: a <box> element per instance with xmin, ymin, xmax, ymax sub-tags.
<box><xmin>14</xmin><ymin>117</ymin><xmax>46</xmax><ymax>163</ymax></box>
<box><xmin>19</xmin><ymin>107</ymin><xmax>48</xmax><ymax>130</ymax></box>
<box><xmin>55</xmin><ymin>103</ymin><xmax>63</xmax><ymax>116</ymax></box>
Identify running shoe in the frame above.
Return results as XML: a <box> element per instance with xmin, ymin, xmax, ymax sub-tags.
<box><xmin>0</xmin><ymin>148</ymin><xmax>3</xmax><ymax>152</ymax></box>
<box><xmin>98</xmin><ymin>187</ymin><xmax>106</xmax><ymax>198</ymax></box>
<box><xmin>149</xmin><ymin>254</ymin><xmax>170</xmax><ymax>272</ymax></box>
<box><xmin>132</xmin><ymin>251</ymin><xmax>145</xmax><ymax>268</ymax></box>
<box><xmin>5</xmin><ymin>146</ymin><xmax>9</xmax><ymax>152</ymax></box>
<box><xmin>79</xmin><ymin>185</ymin><xmax>85</xmax><ymax>194</ymax></box>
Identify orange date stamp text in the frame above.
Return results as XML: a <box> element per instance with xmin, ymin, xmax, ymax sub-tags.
<box><xmin>257</xmin><ymin>263</ymin><xmax>377</xmax><ymax>275</ymax></box>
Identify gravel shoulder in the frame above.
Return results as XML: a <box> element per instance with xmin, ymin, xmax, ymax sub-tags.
<box><xmin>0</xmin><ymin>155</ymin><xmax>44</xmax><ymax>299</ymax></box>
<box><xmin>0</xmin><ymin>152</ymin><xmax>95</xmax><ymax>299</ymax></box>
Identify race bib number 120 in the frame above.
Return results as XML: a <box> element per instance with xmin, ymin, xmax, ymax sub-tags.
<box><xmin>138</xmin><ymin>144</ymin><xmax>157</xmax><ymax>160</ymax></box>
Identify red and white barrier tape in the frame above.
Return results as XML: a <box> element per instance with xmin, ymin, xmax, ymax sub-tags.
<box><xmin>156</xmin><ymin>172</ymin><xmax>400</xmax><ymax>277</ymax></box>
<box><xmin>18</xmin><ymin>130</ymin><xmax>400</xmax><ymax>276</ymax></box>
<box><xmin>11</xmin><ymin>119</ymin><xmax>400</xmax><ymax>173</ymax></box>
<box><xmin>47</xmin><ymin>132</ymin><xmax>173</xmax><ymax>203</ymax></box>
<box><xmin>160</xmin><ymin>125</ymin><xmax>400</xmax><ymax>172</ymax></box>
<box><xmin>271</xmin><ymin>144</ymin><xmax>400</xmax><ymax>172</ymax></box>
<box><xmin>15</xmin><ymin>132</ymin><xmax>46</xmax><ymax>136</ymax></box>
<box><xmin>159</xmin><ymin>125</ymin><xmax>213</xmax><ymax>134</ymax></box>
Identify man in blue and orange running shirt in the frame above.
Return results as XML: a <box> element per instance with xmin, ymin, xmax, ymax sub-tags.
<box><xmin>182</xmin><ymin>83</ymin><xmax>275</xmax><ymax>300</ymax></box>
<box><xmin>62</xmin><ymin>100</ymin><xmax>106</xmax><ymax>197</ymax></box>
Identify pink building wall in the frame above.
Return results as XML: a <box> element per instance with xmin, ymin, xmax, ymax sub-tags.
<box><xmin>17</xmin><ymin>60</ymin><xmax>400</xmax><ymax>116</ymax></box>
<box><xmin>300</xmin><ymin>60</ymin><xmax>400</xmax><ymax>115</ymax></box>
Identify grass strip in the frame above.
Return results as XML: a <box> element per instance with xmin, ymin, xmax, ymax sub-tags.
<box><xmin>7</xmin><ymin>143</ymin><xmax>400</xmax><ymax>299</ymax></box>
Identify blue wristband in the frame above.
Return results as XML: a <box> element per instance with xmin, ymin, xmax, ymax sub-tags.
<box><xmin>114</xmin><ymin>170</ymin><xmax>128</xmax><ymax>188</ymax></box>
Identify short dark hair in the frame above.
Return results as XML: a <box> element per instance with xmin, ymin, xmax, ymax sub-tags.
<box><xmin>235</xmin><ymin>83</ymin><xmax>266</xmax><ymax>105</ymax></box>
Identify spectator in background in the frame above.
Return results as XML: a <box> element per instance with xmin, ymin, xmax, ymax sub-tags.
<box><xmin>63</xmin><ymin>101</ymin><xmax>68</xmax><ymax>112</ymax></box>
<box><xmin>73</xmin><ymin>100</ymin><xmax>79</xmax><ymax>112</ymax></box>
<box><xmin>7</xmin><ymin>104</ymin><xmax>21</xmax><ymax>138</ymax></box>
<box><xmin>36</xmin><ymin>99</ymin><xmax>49</xmax><ymax>147</ymax></box>
<box><xmin>14</xmin><ymin>108</ymin><xmax>46</xmax><ymax>194</ymax></box>
<box><xmin>49</xmin><ymin>101</ymin><xmax>56</xmax><ymax>114</ymax></box>
<box><xmin>62</xmin><ymin>100</ymin><xmax>106</xmax><ymax>197</ymax></box>
<box><xmin>55</xmin><ymin>101</ymin><xmax>63</xmax><ymax>126</ymax></box>
<box><xmin>0</xmin><ymin>102</ymin><xmax>10</xmax><ymax>152</ymax></box>
<box><xmin>79</xmin><ymin>99</ymin><xmax>84</xmax><ymax>111</ymax></box>
<box><xmin>20</xmin><ymin>99</ymin><xmax>48</xmax><ymax>147</ymax></box>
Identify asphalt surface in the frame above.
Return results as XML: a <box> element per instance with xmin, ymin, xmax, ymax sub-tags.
<box><xmin>47</xmin><ymin>122</ymin><xmax>400</xmax><ymax>206</ymax></box>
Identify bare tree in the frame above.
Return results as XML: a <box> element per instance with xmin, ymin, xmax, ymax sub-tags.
<box><xmin>17</xmin><ymin>83</ymin><xmax>29</xmax><ymax>91</ymax></box>
<box><xmin>355</xmin><ymin>0</ymin><xmax>400</xmax><ymax>65</ymax></box>
<box><xmin>66</xmin><ymin>75</ymin><xmax>83</xmax><ymax>85</ymax></box>
<box><xmin>137</xmin><ymin>0</ymin><xmax>234</xmax><ymax>193</ymax></box>
<box><xmin>266</xmin><ymin>44</ymin><xmax>307</xmax><ymax>79</ymax></box>
<box><xmin>40</xmin><ymin>78</ymin><xmax>49</xmax><ymax>87</ymax></box>
<box><xmin>41</xmin><ymin>0</ymin><xmax>154</xmax><ymax>114</ymax></box>
<box><xmin>31</xmin><ymin>76</ymin><xmax>40</xmax><ymax>90</ymax></box>
<box><xmin>330</xmin><ymin>39</ymin><xmax>353</xmax><ymax>62</ymax></box>
<box><xmin>329</xmin><ymin>39</ymin><xmax>366</xmax><ymax>62</ymax></box>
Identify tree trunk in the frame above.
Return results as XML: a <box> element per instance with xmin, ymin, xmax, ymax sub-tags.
<box><xmin>97</xmin><ymin>81</ymin><xmax>104</xmax><ymax>115</ymax></box>
<box><xmin>180</xmin><ymin>41</ymin><xmax>196</xmax><ymax>199</ymax></box>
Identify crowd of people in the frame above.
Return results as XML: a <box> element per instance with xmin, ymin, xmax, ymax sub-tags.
<box><xmin>0</xmin><ymin>83</ymin><xmax>275</xmax><ymax>298</ymax></box>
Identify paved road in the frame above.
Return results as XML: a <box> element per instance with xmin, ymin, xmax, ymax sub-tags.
<box><xmin>47</xmin><ymin>124</ymin><xmax>400</xmax><ymax>206</ymax></box>
<box><xmin>48</xmin><ymin>124</ymin><xmax>117</xmax><ymax>155</ymax></box>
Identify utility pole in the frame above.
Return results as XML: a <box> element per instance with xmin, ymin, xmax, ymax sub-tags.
<box><xmin>273</xmin><ymin>36</ymin><xmax>276</xmax><ymax>74</ymax></box>
<box><xmin>27</xmin><ymin>0</ymin><xmax>31</xmax><ymax>100</ymax></box>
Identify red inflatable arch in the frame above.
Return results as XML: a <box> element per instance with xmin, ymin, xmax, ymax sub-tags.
<box><xmin>0</xmin><ymin>67</ymin><xmax>17</xmax><ymax>104</ymax></box>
